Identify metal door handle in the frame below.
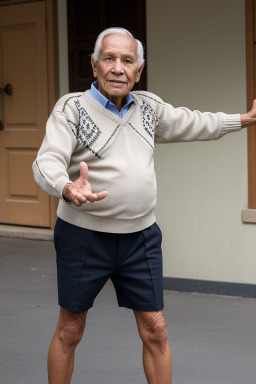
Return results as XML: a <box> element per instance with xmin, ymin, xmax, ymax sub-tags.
<box><xmin>0</xmin><ymin>83</ymin><xmax>13</xmax><ymax>95</ymax></box>
<box><xmin>0</xmin><ymin>83</ymin><xmax>13</xmax><ymax>130</ymax></box>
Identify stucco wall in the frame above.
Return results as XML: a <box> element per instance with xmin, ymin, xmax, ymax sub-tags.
<box><xmin>147</xmin><ymin>0</ymin><xmax>256</xmax><ymax>284</ymax></box>
<box><xmin>57</xmin><ymin>0</ymin><xmax>256</xmax><ymax>284</ymax></box>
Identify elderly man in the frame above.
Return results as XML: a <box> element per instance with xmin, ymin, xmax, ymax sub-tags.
<box><xmin>33</xmin><ymin>27</ymin><xmax>256</xmax><ymax>384</ymax></box>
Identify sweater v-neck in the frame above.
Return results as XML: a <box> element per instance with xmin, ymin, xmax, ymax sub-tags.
<box><xmin>81</xmin><ymin>90</ymin><xmax>138</xmax><ymax>126</ymax></box>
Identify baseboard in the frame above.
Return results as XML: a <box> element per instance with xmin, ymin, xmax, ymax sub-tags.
<box><xmin>0</xmin><ymin>224</ymin><xmax>53</xmax><ymax>241</ymax></box>
<box><xmin>163</xmin><ymin>277</ymin><xmax>256</xmax><ymax>298</ymax></box>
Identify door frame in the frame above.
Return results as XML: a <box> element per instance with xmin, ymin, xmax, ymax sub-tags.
<box><xmin>46</xmin><ymin>0</ymin><xmax>59</xmax><ymax>228</ymax></box>
<box><xmin>246</xmin><ymin>0</ymin><xmax>256</xmax><ymax>209</ymax></box>
<box><xmin>0</xmin><ymin>0</ymin><xmax>59</xmax><ymax>228</ymax></box>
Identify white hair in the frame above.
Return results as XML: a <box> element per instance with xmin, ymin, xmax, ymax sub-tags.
<box><xmin>92</xmin><ymin>27</ymin><xmax>145</xmax><ymax>68</ymax></box>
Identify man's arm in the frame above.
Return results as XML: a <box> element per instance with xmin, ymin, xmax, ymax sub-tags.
<box><xmin>241</xmin><ymin>100</ymin><xmax>256</xmax><ymax>128</ymax></box>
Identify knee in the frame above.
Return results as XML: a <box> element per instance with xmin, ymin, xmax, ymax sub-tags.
<box><xmin>139</xmin><ymin>312</ymin><xmax>168</xmax><ymax>353</ymax></box>
<box><xmin>58</xmin><ymin>316</ymin><xmax>85</xmax><ymax>353</ymax></box>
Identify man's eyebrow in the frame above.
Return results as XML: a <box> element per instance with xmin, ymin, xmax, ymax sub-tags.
<box><xmin>102</xmin><ymin>51</ymin><xmax>136</xmax><ymax>60</ymax></box>
<box><xmin>123</xmin><ymin>54</ymin><xmax>136</xmax><ymax>60</ymax></box>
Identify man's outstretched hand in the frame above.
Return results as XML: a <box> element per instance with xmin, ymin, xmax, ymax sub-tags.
<box><xmin>241</xmin><ymin>100</ymin><xmax>256</xmax><ymax>128</ymax></box>
<box><xmin>62</xmin><ymin>162</ymin><xmax>108</xmax><ymax>207</ymax></box>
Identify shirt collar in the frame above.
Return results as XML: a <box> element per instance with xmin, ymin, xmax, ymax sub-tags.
<box><xmin>90</xmin><ymin>80</ymin><xmax>134</xmax><ymax>112</ymax></box>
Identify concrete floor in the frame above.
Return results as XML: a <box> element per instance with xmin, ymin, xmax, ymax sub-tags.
<box><xmin>1</xmin><ymin>236</ymin><xmax>256</xmax><ymax>384</ymax></box>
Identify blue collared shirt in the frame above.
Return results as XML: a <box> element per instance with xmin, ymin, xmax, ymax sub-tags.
<box><xmin>90</xmin><ymin>80</ymin><xmax>134</xmax><ymax>118</ymax></box>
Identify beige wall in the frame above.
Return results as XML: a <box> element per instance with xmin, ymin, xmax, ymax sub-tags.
<box><xmin>57</xmin><ymin>0</ymin><xmax>256</xmax><ymax>284</ymax></box>
<box><xmin>147</xmin><ymin>0</ymin><xmax>256</xmax><ymax>284</ymax></box>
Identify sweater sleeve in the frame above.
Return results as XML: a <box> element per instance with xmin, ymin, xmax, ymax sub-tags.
<box><xmin>150</xmin><ymin>97</ymin><xmax>241</xmax><ymax>143</ymax></box>
<box><xmin>32</xmin><ymin>111</ymin><xmax>77</xmax><ymax>198</ymax></box>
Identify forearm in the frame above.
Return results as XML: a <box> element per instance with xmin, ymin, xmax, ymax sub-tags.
<box><xmin>32</xmin><ymin>159</ymin><xmax>72</xmax><ymax>198</ymax></box>
<box><xmin>33</xmin><ymin>110</ymin><xmax>77</xmax><ymax>197</ymax></box>
<box><xmin>155</xmin><ymin>107</ymin><xmax>241</xmax><ymax>142</ymax></box>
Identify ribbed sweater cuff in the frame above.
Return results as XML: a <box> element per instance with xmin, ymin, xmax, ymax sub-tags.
<box><xmin>55</xmin><ymin>176</ymin><xmax>73</xmax><ymax>198</ymax></box>
<box><xmin>220</xmin><ymin>113</ymin><xmax>241</xmax><ymax>136</ymax></box>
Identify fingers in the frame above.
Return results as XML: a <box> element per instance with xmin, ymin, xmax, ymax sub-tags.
<box><xmin>70</xmin><ymin>190</ymin><xmax>108</xmax><ymax>205</ymax></box>
<box><xmin>63</xmin><ymin>183</ymin><xmax>108</xmax><ymax>206</ymax></box>
<box><xmin>84</xmin><ymin>191</ymin><xmax>108</xmax><ymax>203</ymax></box>
<box><xmin>71</xmin><ymin>197</ymin><xmax>84</xmax><ymax>207</ymax></box>
<box><xmin>72</xmin><ymin>186</ymin><xmax>108</xmax><ymax>204</ymax></box>
<box><xmin>63</xmin><ymin>186</ymin><xmax>87</xmax><ymax>207</ymax></box>
<box><xmin>70</xmin><ymin>189</ymin><xmax>87</xmax><ymax>206</ymax></box>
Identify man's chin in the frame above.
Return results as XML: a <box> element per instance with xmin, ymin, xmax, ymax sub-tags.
<box><xmin>108</xmin><ymin>90</ymin><xmax>128</xmax><ymax>99</ymax></box>
<box><xmin>108</xmin><ymin>85</ymin><xmax>127</xmax><ymax>93</ymax></box>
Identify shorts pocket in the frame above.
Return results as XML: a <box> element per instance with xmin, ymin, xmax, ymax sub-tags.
<box><xmin>54</xmin><ymin>218</ymin><xmax>70</xmax><ymax>253</ymax></box>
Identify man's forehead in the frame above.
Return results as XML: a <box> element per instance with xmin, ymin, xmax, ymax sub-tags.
<box><xmin>101</xmin><ymin>33</ymin><xmax>137</xmax><ymax>53</ymax></box>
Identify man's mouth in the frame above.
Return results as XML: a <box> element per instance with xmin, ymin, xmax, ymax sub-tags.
<box><xmin>108</xmin><ymin>79</ymin><xmax>127</xmax><ymax>84</ymax></box>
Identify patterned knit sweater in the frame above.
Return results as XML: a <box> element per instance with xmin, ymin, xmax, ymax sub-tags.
<box><xmin>33</xmin><ymin>90</ymin><xmax>241</xmax><ymax>233</ymax></box>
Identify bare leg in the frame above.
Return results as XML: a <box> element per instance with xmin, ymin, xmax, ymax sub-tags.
<box><xmin>134</xmin><ymin>310</ymin><xmax>172</xmax><ymax>384</ymax></box>
<box><xmin>48</xmin><ymin>307</ymin><xmax>87</xmax><ymax>384</ymax></box>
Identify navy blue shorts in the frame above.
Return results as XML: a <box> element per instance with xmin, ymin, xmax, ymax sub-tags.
<box><xmin>54</xmin><ymin>218</ymin><xmax>164</xmax><ymax>312</ymax></box>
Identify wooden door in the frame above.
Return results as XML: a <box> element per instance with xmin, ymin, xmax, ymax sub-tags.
<box><xmin>0</xmin><ymin>1</ymin><xmax>50</xmax><ymax>227</ymax></box>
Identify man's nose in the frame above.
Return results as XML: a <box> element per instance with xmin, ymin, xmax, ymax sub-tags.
<box><xmin>112</xmin><ymin>60</ymin><xmax>124</xmax><ymax>74</ymax></box>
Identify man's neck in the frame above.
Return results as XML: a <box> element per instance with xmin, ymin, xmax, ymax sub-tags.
<box><xmin>90</xmin><ymin>80</ymin><xmax>134</xmax><ymax>118</ymax></box>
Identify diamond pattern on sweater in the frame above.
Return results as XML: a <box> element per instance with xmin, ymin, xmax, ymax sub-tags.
<box><xmin>140</xmin><ymin>101</ymin><xmax>156</xmax><ymax>139</ymax></box>
<box><xmin>74</xmin><ymin>99</ymin><xmax>101</xmax><ymax>147</ymax></box>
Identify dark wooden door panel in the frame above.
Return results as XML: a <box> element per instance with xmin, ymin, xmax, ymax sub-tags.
<box><xmin>67</xmin><ymin>0</ymin><xmax>147</xmax><ymax>92</ymax></box>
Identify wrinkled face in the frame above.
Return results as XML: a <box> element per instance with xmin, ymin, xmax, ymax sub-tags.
<box><xmin>91</xmin><ymin>34</ymin><xmax>144</xmax><ymax>109</ymax></box>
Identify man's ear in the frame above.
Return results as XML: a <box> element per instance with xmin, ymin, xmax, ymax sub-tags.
<box><xmin>91</xmin><ymin>56</ymin><xmax>97</xmax><ymax>78</ymax></box>
<box><xmin>135</xmin><ymin>63</ymin><xmax>145</xmax><ymax>83</ymax></box>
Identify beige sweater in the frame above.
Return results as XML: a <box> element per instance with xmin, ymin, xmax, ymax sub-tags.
<box><xmin>33</xmin><ymin>90</ymin><xmax>241</xmax><ymax>233</ymax></box>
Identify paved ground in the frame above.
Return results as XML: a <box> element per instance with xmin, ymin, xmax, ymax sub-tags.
<box><xmin>1</xmin><ymin>236</ymin><xmax>256</xmax><ymax>384</ymax></box>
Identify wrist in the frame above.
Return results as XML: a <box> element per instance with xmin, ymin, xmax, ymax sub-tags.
<box><xmin>62</xmin><ymin>183</ymin><xmax>73</xmax><ymax>202</ymax></box>
<box><xmin>241</xmin><ymin>113</ymin><xmax>255</xmax><ymax>128</ymax></box>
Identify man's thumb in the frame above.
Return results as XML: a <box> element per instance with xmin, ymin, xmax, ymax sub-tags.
<box><xmin>79</xmin><ymin>162</ymin><xmax>89</xmax><ymax>182</ymax></box>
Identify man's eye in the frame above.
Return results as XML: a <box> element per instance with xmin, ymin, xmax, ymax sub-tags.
<box><xmin>124</xmin><ymin>59</ymin><xmax>132</xmax><ymax>64</ymax></box>
<box><xmin>105</xmin><ymin>57</ymin><xmax>113</xmax><ymax>61</ymax></box>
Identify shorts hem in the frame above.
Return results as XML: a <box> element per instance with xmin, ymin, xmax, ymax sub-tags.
<box><xmin>59</xmin><ymin>299</ymin><xmax>93</xmax><ymax>313</ymax></box>
<box><xmin>118</xmin><ymin>301</ymin><xmax>164</xmax><ymax>312</ymax></box>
